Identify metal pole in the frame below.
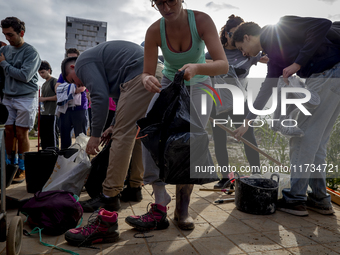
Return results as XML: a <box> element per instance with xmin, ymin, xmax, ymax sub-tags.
<box><xmin>0</xmin><ymin>126</ymin><xmax>7</xmax><ymax>213</ymax></box>
<box><xmin>209</xmin><ymin>117</ymin><xmax>283</xmax><ymax>166</ymax></box>
<box><xmin>37</xmin><ymin>89</ymin><xmax>41</xmax><ymax>152</ymax></box>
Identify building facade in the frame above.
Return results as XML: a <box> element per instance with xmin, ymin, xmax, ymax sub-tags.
<box><xmin>65</xmin><ymin>16</ymin><xmax>107</xmax><ymax>56</ymax></box>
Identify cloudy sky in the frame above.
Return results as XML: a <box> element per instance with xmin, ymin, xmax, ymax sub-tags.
<box><xmin>1</xmin><ymin>0</ymin><xmax>339</xmax><ymax>86</ymax></box>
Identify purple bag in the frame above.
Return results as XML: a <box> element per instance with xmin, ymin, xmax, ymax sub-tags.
<box><xmin>20</xmin><ymin>190</ymin><xmax>83</xmax><ymax>235</ymax></box>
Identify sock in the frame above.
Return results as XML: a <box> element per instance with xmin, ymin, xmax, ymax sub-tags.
<box><xmin>14</xmin><ymin>153</ymin><xmax>19</xmax><ymax>164</ymax></box>
<box><xmin>103</xmin><ymin>193</ymin><xmax>112</xmax><ymax>198</ymax></box>
<box><xmin>152</xmin><ymin>184</ymin><xmax>171</xmax><ymax>207</ymax></box>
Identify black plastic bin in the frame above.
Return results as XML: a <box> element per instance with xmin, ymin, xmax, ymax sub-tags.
<box><xmin>24</xmin><ymin>150</ymin><xmax>58</xmax><ymax>193</ymax></box>
<box><xmin>24</xmin><ymin>148</ymin><xmax>78</xmax><ymax>193</ymax></box>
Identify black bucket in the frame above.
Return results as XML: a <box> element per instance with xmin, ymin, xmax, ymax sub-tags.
<box><xmin>24</xmin><ymin>148</ymin><xmax>78</xmax><ymax>193</ymax></box>
<box><xmin>24</xmin><ymin>150</ymin><xmax>58</xmax><ymax>193</ymax></box>
<box><xmin>234</xmin><ymin>173</ymin><xmax>279</xmax><ymax>215</ymax></box>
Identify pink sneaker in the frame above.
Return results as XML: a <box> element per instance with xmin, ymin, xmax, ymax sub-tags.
<box><xmin>125</xmin><ymin>203</ymin><xmax>169</xmax><ymax>231</ymax></box>
<box><xmin>65</xmin><ymin>208</ymin><xmax>119</xmax><ymax>246</ymax></box>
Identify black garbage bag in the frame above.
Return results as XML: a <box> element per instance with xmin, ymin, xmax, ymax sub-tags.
<box><xmin>85</xmin><ymin>140</ymin><xmax>112</xmax><ymax>198</ymax></box>
<box><xmin>85</xmin><ymin>140</ymin><xmax>132</xmax><ymax>198</ymax></box>
<box><xmin>137</xmin><ymin>71</ymin><xmax>218</xmax><ymax>184</ymax></box>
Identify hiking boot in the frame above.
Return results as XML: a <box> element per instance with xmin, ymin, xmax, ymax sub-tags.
<box><xmin>125</xmin><ymin>203</ymin><xmax>169</xmax><ymax>231</ymax></box>
<box><xmin>120</xmin><ymin>186</ymin><xmax>143</xmax><ymax>202</ymax></box>
<box><xmin>277</xmin><ymin>199</ymin><xmax>308</xmax><ymax>216</ymax></box>
<box><xmin>12</xmin><ymin>169</ymin><xmax>25</xmax><ymax>184</ymax></box>
<box><xmin>174</xmin><ymin>184</ymin><xmax>195</xmax><ymax>230</ymax></box>
<box><xmin>80</xmin><ymin>193</ymin><xmax>121</xmax><ymax>213</ymax></box>
<box><xmin>306</xmin><ymin>200</ymin><xmax>335</xmax><ymax>215</ymax></box>
<box><xmin>65</xmin><ymin>208</ymin><xmax>119</xmax><ymax>246</ymax></box>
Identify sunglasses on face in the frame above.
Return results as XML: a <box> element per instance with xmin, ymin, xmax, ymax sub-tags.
<box><xmin>152</xmin><ymin>0</ymin><xmax>177</xmax><ymax>11</ymax></box>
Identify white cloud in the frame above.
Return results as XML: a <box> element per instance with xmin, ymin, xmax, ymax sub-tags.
<box><xmin>205</xmin><ymin>1</ymin><xmax>239</xmax><ymax>11</ymax></box>
<box><xmin>328</xmin><ymin>14</ymin><xmax>340</xmax><ymax>19</ymax></box>
<box><xmin>0</xmin><ymin>0</ymin><xmax>155</xmax><ymax>86</ymax></box>
<box><xmin>1</xmin><ymin>0</ymin><xmax>338</xmax><ymax>84</ymax></box>
<box><xmin>318</xmin><ymin>0</ymin><xmax>338</xmax><ymax>4</ymax></box>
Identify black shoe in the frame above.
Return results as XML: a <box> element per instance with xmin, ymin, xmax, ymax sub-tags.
<box><xmin>277</xmin><ymin>199</ymin><xmax>308</xmax><ymax>216</ymax></box>
<box><xmin>120</xmin><ymin>186</ymin><xmax>143</xmax><ymax>202</ymax></box>
<box><xmin>80</xmin><ymin>193</ymin><xmax>121</xmax><ymax>213</ymax></box>
<box><xmin>306</xmin><ymin>199</ymin><xmax>334</xmax><ymax>215</ymax></box>
<box><xmin>214</xmin><ymin>178</ymin><xmax>230</xmax><ymax>189</ymax></box>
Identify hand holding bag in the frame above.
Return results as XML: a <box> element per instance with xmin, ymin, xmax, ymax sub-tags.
<box><xmin>136</xmin><ymin>71</ymin><xmax>218</xmax><ymax>184</ymax></box>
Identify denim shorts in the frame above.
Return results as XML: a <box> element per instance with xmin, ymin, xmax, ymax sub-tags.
<box><xmin>2</xmin><ymin>95</ymin><xmax>38</xmax><ymax>130</ymax></box>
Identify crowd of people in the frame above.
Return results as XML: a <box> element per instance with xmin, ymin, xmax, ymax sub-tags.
<box><xmin>1</xmin><ymin>0</ymin><xmax>340</xmax><ymax>247</ymax></box>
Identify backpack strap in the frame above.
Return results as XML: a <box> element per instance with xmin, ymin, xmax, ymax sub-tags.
<box><xmin>72</xmin><ymin>194</ymin><xmax>83</xmax><ymax>228</ymax></box>
<box><xmin>24</xmin><ymin>227</ymin><xmax>79</xmax><ymax>255</ymax></box>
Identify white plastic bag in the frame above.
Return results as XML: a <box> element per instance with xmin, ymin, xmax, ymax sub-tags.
<box><xmin>42</xmin><ymin>135</ymin><xmax>91</xmax><ymax>196</ymax></box>
<box><xmin>271</xmin><ymin>76</ymin><xmax>321</xmax><ymax>138</ymax></box>
<box><xmin>74</xmin><ymin>133</ymin><xmax>90</xmax><ymax>152</ymax></box>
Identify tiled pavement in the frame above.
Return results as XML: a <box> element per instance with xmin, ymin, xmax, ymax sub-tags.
<box><xmin>1</xmin><ymin>140</ymin><xmax>340</xmax><ymax>255</ymax></box>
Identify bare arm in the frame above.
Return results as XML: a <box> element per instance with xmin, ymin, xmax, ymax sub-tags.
<box><xmin>39</xmin><ymin>95</ymin><xmax>57</xmax><ymax>102</ymax></box>
<box><xmin>142</xmin><ymin>21</ymin><xmax>162</xmax><ymax>93</ymax></box>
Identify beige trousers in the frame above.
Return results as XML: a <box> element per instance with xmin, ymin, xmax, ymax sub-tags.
<box><xmin>103</xmin><ymin>64</ymin><xmax>163</xmax><ymax>197</ymax></box>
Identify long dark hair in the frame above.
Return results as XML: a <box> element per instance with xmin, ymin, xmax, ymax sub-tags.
<box><xmin>220</xmin><ymin>14</ymin><xmax>244</xmax><ymax>47</ymax></box>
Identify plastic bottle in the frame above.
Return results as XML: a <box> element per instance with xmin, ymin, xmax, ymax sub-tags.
<box><xmin>40</xmin><ymin>102</ymin><xmax>45</xmax><ymax>112</ymax></box>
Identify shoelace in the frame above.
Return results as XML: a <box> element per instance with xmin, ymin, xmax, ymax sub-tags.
<box><xmin>77</xmin><ymin>210</ymin><xmax>101</xmax><ymax>249</ymax></box>
<box><xmin>141</xmin><ymin>203</ymin><xmax>158</xmax><ymax>225</ymax></box>
<box><xmin>133</xmin><ymin>202</ymin><xmax>157</xmax><ymax>238</ymax></box>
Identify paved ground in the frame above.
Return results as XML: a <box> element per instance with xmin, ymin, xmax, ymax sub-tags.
<box><xmin>1</xmin><ymin>139</ymin><xmax>340</xmax><ymax>255</ymax></box>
